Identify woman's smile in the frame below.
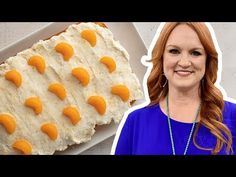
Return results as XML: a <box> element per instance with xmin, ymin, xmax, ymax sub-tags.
<box><xmin>174</xmin><ymin>70</ymin><xmax>194</xmax><ymax>77</ymax></box>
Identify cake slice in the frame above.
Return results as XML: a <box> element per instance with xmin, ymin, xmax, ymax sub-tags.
<box><xmin>0</xmin><ymin>22</ymin><xmax>143</xmax><ymax>155</ymax></box>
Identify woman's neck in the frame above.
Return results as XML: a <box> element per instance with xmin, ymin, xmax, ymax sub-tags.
<box><xmin>168</xmin><ymin>84</ymin><xmax>201</xmax><ymax>107</ymax></box>
<box><xmin>160</xmin><ymin>84</ymin><xmax>201</xmax><ymax>123</ymax></box>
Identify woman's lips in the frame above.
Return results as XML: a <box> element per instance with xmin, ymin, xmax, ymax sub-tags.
<box><xmin>174</xmin><ymin>70</ymin><xmax>194</xmax><ymax>77</ymax></box>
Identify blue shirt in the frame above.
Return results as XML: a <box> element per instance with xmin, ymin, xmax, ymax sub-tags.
<box><xmin>115</xmin><ymin>101</ymin><xmax>236</xmax><ymax>155</ymax></box>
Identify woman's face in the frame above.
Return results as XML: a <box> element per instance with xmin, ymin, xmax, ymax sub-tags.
<box><xmin>163</xmin><ymin>24</ymin><xmax>207</xmax><ymax>91</ymax></box>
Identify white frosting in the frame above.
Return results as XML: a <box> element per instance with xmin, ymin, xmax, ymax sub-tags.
<box><xmin>0</xmin><ymin>22</ymin><xmax>143</xmax><ymax>154</ymax></box>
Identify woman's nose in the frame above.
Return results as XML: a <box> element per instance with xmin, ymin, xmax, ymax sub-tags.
<box><xmin>178</xmin><ymin>54</ymin><xmax>191</xmax><ymax>68</ymax></box>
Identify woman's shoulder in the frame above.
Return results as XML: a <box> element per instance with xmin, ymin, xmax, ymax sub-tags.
<box><xmin>223</xmin><ymin>100</ymin><xmax>236</xmax><ymax>130</ymax></box>
<box><xmin>223</xmin><ymin>100</ymin><xmax>236</xmax><ymax>116</ymax></box>
<box><xmin>129</xmin><ymin>104</ymin><xmax>160</xmax><ymax>116</ymax></box>
<box><xmin>126</xmin><ymin>104</ymin><xmax>160</xmax><ymax>122</ymax></box>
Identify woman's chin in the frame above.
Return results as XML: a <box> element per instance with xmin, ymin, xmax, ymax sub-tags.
<box><xmin>173</xmin><ymin>82</ymin><xmax>197</xmax><ymax>91</ymax></box>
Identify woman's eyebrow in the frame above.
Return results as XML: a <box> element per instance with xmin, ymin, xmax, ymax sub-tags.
<box><xmin>166</xmin><ymin>45</ymin><xmax>180</xmax><ymax>49</ymax></box>
<box><xmin>190</xmin><ymin>47</ymin><xmax>205</xmax><ymax>51</ymax></box>
<box><xmin>166</xmin><ymin>45</ymin><xmax>204</xmax><ymax>50</ymax></box>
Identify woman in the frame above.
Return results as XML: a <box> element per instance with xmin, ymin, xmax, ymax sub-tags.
<box><xmin>113</xmin><ymin>22</ymin><xmax>236</xmax><ymax>155</ymax></box>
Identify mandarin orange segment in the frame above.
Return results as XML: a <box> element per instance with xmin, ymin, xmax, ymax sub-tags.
<box><xmin>12</xmin><ymin>139</ymin><xmax>32</xmax><ymax>155</ymax></box>
<box><xmin>48</xmin><ymin>83</ymin><xmax>66</xmax><ymax>100</ymax></box>
<box><xmin>81</xmin><ymin>30</ymin><xmax>97</xmax><ymax>47</ymax></box>
<box><xmin>71</xmin><ymin>67</ymin><xmax>90</xmax><ymax>86</ymax></box>
<box><xmin>28</xmin><ymin>56</ymin><xmax>46</xmax><ymax>74</ymax></box>
<box><xmin>5</xmin><ymin>69</ymin><xmax>22</xmax><ymax>88</ymax></box>
<box><xmin>0</xmin><ymin>113</ymin><xmax>16</xmax><ymax>134</ymax></box>
<box><xmin>63</xmin><ymin>106</ymin><xmax>81</xmax><ymax>125</ymax></box>
<box><xmin>87</xmin><ymin>96</ymin><xmax>106</xmax><ymax>115</ymax></box>
<box><xmin>100</xmin><ymin>56</ymin><xmax>116</xmax><ymax>73</ymax></box>
<box><xmin>111</xmin><ymin>85</ymin><xmax>130</xmax><ymax>102</ymax></box>
<box><xmin>24</xmin><ymin>97</ymin><xmax>42</xmax><ymax>115</ymax></box>
<box><xmin>55</xmin><ymin>42</ymin><xmax>74</xmax><ymax>61</ymax></box>
<box><xmin>41</xmin><ymin>123</ymin><xmax>58</xmax><ymax>141</ymax></box>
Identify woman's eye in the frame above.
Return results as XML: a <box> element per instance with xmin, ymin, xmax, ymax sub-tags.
<box><xmin>191</xmin><ymin>51</ymin><xmax>201</xmax><ymax>56</ymax></box>
<box><xmin>169</xmin><ymin>49</ymin><xmax>180</xmax><ymax>54</ymax></box>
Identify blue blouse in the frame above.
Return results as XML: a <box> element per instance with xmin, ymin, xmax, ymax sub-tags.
<box><xmin>115</xmin><ymin>101</ymin><xmax>236</xmax><ymax>155</ymax></box>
